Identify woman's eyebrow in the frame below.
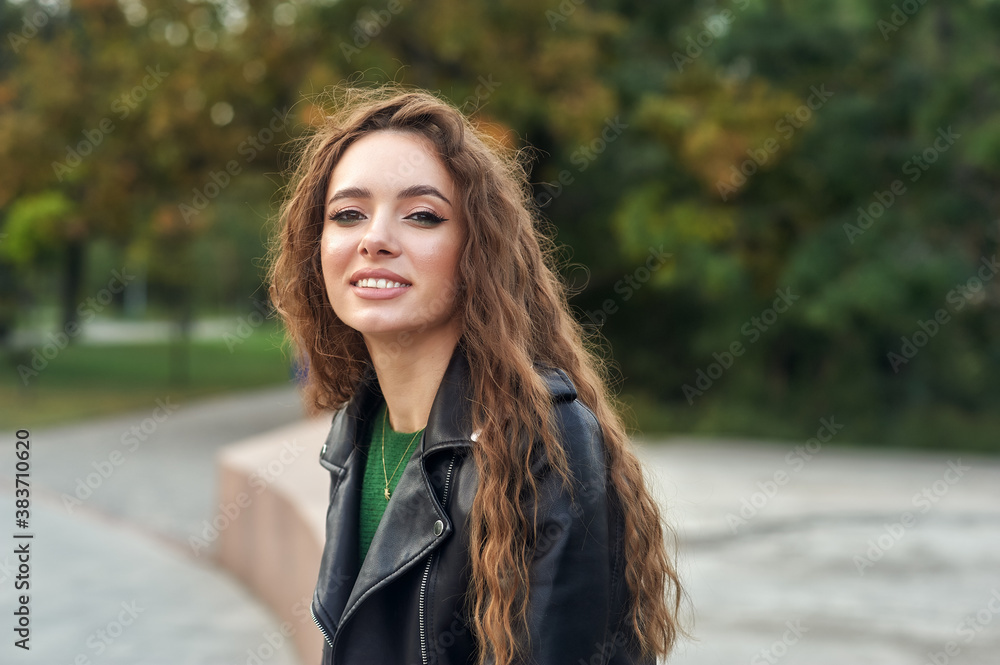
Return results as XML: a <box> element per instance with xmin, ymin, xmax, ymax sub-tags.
<box><xmin>328</xmin><ymin>186</ymin><xmax>371</xmax><ymax>205</ymax></box>
<box><xmin>327</xmin><ymin>184</ymin><xmax>452</xmax><ymax>207</ymax></box>
<box><xmin>397</xmin><ymin>184</ymin><xmax>452</xmax><ymax>206</ymax></box>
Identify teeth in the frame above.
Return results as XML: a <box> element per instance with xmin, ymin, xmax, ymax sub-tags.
<box><xmin>355</xmin><ymin>278</ymin><xmax>409</xmax><ymax>289</ymax></box>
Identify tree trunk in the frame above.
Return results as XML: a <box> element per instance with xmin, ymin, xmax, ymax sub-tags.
<box><xmin>169</xmin><ymin>295</ymin><xmax>192</xmax><ymax>386</ymax></box>
<box><xmin>61</xmin><ymin>239</ymin><xmax>85</xmax><ymax>336</ymax></box>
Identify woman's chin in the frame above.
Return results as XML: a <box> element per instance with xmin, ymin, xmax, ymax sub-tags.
<box><xmin>354</xmin><ymin>319</ymin><xmax>460</xmax><ymax>351</ymax></box>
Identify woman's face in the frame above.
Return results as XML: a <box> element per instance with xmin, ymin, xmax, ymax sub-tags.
<box><xmin>321</xmin><ymin>130</ymin><xmax>465</xmax><ymax>348</ymax></box>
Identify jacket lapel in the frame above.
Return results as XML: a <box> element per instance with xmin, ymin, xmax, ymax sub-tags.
<box><xmin>331</xmin><ymin>345</ymin><xmax>476</xmax><ymax>630</ymax></box>
<box><xmin>313</xmin><ymin>372</ymin><xmax>380</xmax><ymax>632</ymax></box>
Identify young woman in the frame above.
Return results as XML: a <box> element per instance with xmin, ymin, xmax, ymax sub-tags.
<box><xmin>268</xmin><ymin>86</ymin><xmax>684</xmax><ymax>665</ymax></box>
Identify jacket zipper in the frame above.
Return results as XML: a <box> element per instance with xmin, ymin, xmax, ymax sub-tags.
<box><xmin>311</xmin><ymin>603</ymin><xmax>334</xmax><ymax>648</ymax></box>
<box><xmin>419</xmin><ymin>451</ymin><xmax>458</xmax><ymax>665</ymax></box>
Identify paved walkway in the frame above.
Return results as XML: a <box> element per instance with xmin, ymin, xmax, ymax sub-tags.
<box><xmin>7</xmin><ymin>316</ymin><xmax>248</xmax><ymax>348</ymax></box>
<box><xmin>0</xmin><ymin>385</ymin><xmax>309</xmax><ymax>665</ymax></box>
<box><xmin>637</xmin><ymin>437</ymin><xmax>1000</xmax><ymax>665</ymax></box>
<box><xmin>1</xmin><ymin>390</ymin><xmax>998</xmax><ymax>665</ymax></box>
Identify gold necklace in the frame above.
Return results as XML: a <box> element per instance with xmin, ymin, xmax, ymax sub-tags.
<box><xmin>381</xmin><ymin>406</ymin><xmax>422</xmax><ymax>501</ymax></box>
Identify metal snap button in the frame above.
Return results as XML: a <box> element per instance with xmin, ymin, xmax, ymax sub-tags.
<box><xmin>433</xmin><ymin>520</ymin><xmax>444</xmax><ymax>536</ymax></box>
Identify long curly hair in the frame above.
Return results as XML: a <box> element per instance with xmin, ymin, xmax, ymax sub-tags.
<box><xmin>267</xmin><ymin>84</ymin><xmax>685</xmax><ymax>665</ymax></box>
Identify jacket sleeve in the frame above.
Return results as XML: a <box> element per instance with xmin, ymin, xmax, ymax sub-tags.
<box><xmin>512</xmin><ymin>401</ymin><xmax>654</xmax><ymax>665</ymax></box>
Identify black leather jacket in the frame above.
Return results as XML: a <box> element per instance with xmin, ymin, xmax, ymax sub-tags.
<box><xmin>311</xmin><ymin>345</ymin><xmax>652</xmax><ymax>664</ymax></box>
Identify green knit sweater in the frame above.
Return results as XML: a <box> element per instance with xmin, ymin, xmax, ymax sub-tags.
<box><xmin>359</xmin><ymin>401</ymin><xmax>424</xmax><ymax>564</ymax></box>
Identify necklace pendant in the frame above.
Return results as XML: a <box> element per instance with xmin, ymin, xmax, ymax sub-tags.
<box><xmin>384</xmin><ymin>487</ymin><xmax>391</xmax><ymax>501</ymax></box>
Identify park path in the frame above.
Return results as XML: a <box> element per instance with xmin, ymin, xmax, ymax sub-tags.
<box><xmin>0</xmin><ymin>385</ymin><xmax>309</xmax><ymax>665</ymax></box>
<box><xmin>639</xmin><ymin>436</ymin><xmax>1000</xmax><ymax>665</ymax></box>
<box><xmin>1</xmin><ymin>387</ymin><xmax>998</xmax><ymax>664</ymax></box>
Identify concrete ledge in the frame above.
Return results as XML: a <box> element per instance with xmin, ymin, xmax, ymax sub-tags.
<box><xmin>216</xmin><ymin>415</ymin><xmax>334</xmax><ymax>665</ymax></box>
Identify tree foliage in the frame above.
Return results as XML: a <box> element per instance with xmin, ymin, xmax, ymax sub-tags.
<box><xmin>1</xmin><ymin>0</ymin><xmax>998</xmax><ymax>446</ymax></box>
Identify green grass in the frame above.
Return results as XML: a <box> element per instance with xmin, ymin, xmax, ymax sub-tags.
<box><xmin>1</xmin><ymin>322</ymin><xmax>295</xmax><ymax>430</ymax></box>
<box><xmin>10</xmin><ymin>323</ymin><xmax>995</xmax><ymax>453</ymax></box>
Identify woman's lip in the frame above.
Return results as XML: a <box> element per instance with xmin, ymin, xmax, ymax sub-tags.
<box><xmin>350</xmin><ymin>279</ymin><xmax>412</xmax><ymax>287</ymax></box>
<box><xmin>350</xmin><ymin>283</ymin><xmax>411</xmax><ymax>300</ymax></box>
<box><xmin>349</xmin><ymin>269</ymin><xmax>410</xmax><ymax>284</ymax></box>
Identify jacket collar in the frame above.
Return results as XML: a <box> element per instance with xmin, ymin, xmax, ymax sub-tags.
<box><xmin>318</xmin><ymin>342</ymin><xmax>474</xmax><ymax>472</ymax></box>
<box><xmin>322</xmin><ymin>341</ymin><xmax>579</xmax><ymax>465</ymax></box>
<box><xmin>421</xmin><ymin>341</ymin><xmax>477</xmax><ymax>453</ymax></box>
<box><xmin>422</xmin><ymin>341</ymin><xmax>580</xmax><ymax>445</ymax></box>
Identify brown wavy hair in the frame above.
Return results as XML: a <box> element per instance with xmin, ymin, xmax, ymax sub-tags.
<box><xmin>267</xmin><ymin>84</ymin><xmax>685</xmax><ymax>664</ymax></box>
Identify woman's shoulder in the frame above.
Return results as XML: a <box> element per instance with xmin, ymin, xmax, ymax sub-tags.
<box><xmin>528</xmin><ymin>363</ymin><xmax>615</xmax><ymax>529</ymax></box>
<box><xmin>532</xmin><ymin>360</ymin><xmax>578</xmax><ymax>403</ymax></box>
<box><xmin>531</xmin><ymin>361</ymin><xmax>606</xmax><ymax>472</ymax></box>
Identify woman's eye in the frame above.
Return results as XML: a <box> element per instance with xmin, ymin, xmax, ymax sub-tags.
<box><xmin>407</xmin><ymin>211</ymin><xmax>447</xmax><ymax>225</ymax></box>
<box><xmin>328</xmin><ymin>209</ymin><xmax>364</xmax><ymax>224</ymax></box>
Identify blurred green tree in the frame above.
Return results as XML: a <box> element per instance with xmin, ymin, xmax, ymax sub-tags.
<box><xmin>1</xmin><ymin>0</ymin><xmax>997</xmax><ymax>445</ymax></box>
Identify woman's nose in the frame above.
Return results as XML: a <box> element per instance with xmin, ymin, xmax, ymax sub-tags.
<box><xmin>357</xmin><ymin>210</ymin><xmax>399</xmax><ymax>257</ymax></box>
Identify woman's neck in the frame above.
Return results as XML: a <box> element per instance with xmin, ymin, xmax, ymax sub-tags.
<box><xmin>364</xmin><ymin>326</ymin><xmax>461</xmax><ymax>433</ymax></box>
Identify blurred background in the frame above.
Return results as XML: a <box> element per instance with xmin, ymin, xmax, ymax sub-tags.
<box><xmin>2</xmin><ymin>0</ymin><xmax>999</xmax><ymax>445</ymax></box>
<box><xmin>1</xmin><ymin>0</ymin><xmax>999</xmax><ymax>664</ymax></box>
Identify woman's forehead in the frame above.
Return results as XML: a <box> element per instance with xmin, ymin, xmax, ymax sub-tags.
<box><xmin>327</xmin><ymin>130</ymin><xmax>454</xmax><ymax>199</ymax></box>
